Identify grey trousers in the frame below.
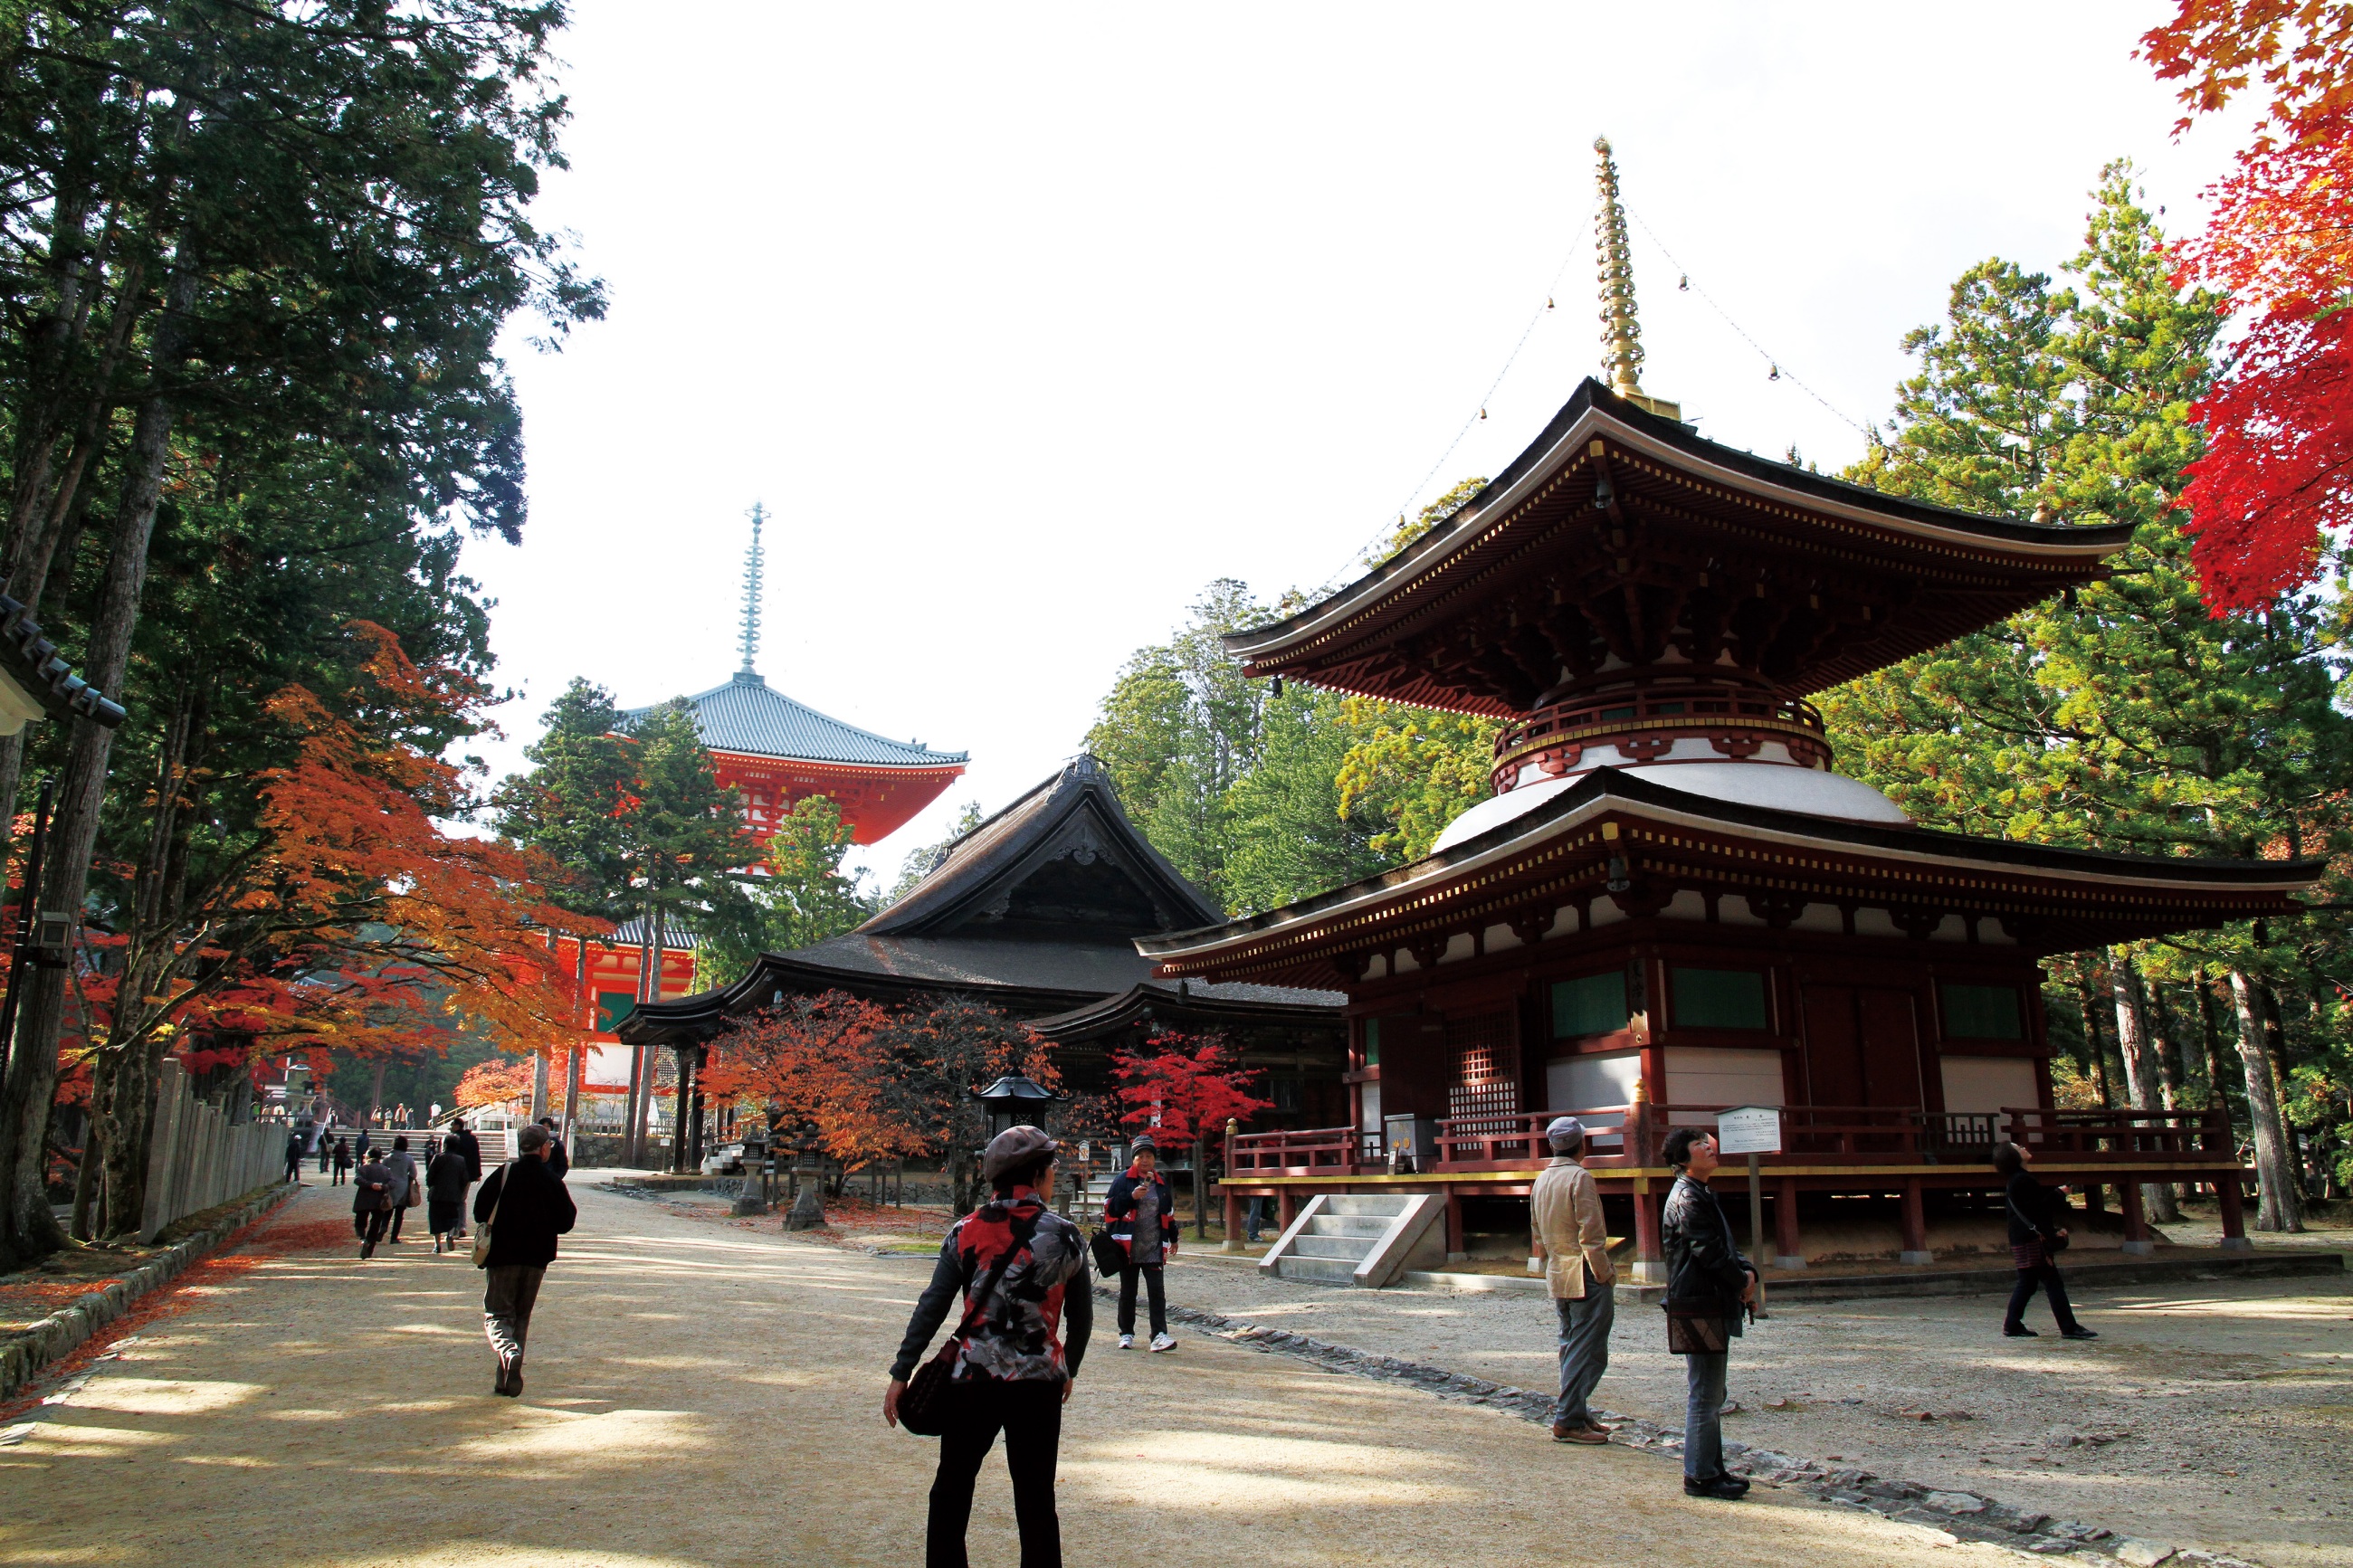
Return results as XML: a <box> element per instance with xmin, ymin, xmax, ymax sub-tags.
<box><xmin>483</xmin><ymin>1264</ymin><xmax>546</xmax><ymax>1367</ymax></box>
<box><xmin>1552</xmin><ymin>1281</ymin><xmax>1614</xmax><ymax>1427</ymax></box>
<box><xmin>1681</xmin><ymin>1350</ymin><xmax>1729</xmax><ymax>1479</ymax></box>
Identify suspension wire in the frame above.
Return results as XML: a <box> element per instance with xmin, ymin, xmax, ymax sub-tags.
<box><xmin>1311</xmin><ymin>218</ymin><xmax>1593</xmax><ymax>596</ymax></box>
<box><xmin>1623</xmin><ymin>204</ymin><xmax>1880</xmax><ymax>446</ymax></box>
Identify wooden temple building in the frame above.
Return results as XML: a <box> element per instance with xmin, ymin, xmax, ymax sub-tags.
<box><xmin>619</xmin><ymin>756</ymin><xmax>1348</xmax><ymax>1136</ymax></box>
<box><xmin>1140</xmin><ymin>140</ymin><xmax>2318</xmax><ymax>1278</ymax></box>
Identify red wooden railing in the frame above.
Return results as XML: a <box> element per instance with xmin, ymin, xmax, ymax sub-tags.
<box><xmin>1224</xmin><ymin>1101</ymin><xmax>2237</xmax><ymax>1177</ymax></box>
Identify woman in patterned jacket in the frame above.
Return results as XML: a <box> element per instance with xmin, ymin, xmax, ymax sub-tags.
<box><xmin>887</xmin><ymin>1125</ymin><xmax>1092</xmax><ymax>1568</ymax></box>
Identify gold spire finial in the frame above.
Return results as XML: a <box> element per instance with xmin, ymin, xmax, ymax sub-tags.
<box><xmin>1593</xmin><ymin>137</ymin><xmax>1681</xmax><ymax>422</ymax></box>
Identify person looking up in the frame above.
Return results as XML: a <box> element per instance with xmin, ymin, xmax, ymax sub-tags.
<box><xmin>1995</xmin><ymin>1140</ymin><xmax>2097</xmax><ymax>1341</ymax></box>
<box><xmin>1661</xmin><ymin>1126</ymin><xmax>1756</xmax><ymax>1501</ymax></box>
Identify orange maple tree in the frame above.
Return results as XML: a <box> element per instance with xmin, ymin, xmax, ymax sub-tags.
<box><xmin>452</xmin><ymin>1058</ymin><xmax>536</xmax><ymax>1109</ymax></box>
<box><xmin>2141</xmin><ymin>3</ymin><xmax>2353</xmax><ymax>607</ymax></box>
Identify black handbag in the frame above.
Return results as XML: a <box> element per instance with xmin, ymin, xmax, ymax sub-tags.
<box><xmin>899</xmin><ymin>1215</ymin><xmax>1034</xmax><ymax>1438</ymax></box>
<box><xmin>1662</xmin><ymin>1297</ymin><xmax>1733</xmax><ymax>1355</ymax></box>
<box><xmin>1089</xmin><ymin>1226</ymin><xmax>1126</xmax><ymax>1278</ymax></box>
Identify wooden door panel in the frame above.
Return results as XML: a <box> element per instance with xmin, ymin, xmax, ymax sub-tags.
<box><xmin>1801</xmin><ymin>985</ymin><xmax>1862</xmax><ymax>1107</ymax></box>
<box><xmin>1858</xmin><ymin>988</ymin><xmax>1923</xmax><ymax>1108</ymax></box>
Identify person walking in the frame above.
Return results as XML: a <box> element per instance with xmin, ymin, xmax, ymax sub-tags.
<box><xmin>426</xmin><ymin>1138</ymin><xmax>472</xmax><ymax>1254</ymax></box>
<box><xmin>1661</xmin><ymin>1126</ymin><xmax>1757</xmax><ymax>1501</ymax></box>
<box><xmin>885</xmin><ymin>1126</ymin><xmax>1091</xmax><ymax>1568</ymax></box>
<box><xmin>331</xmin><ymin>1137</ymin><xmax>353</xmax><ymax>1186</ymax></box>
<box><xmin>1530</xmin><ymin>1116</ymin><xmax>1615</xmax><ymax>1445</ymax></box>
<box><xmin>444</xmin><ymin>1117</ymin><xmax>481</xmax><ymax>1240</ymax></box>
<box><xmin>352</xmin><ymin>1149</ymin><xmax>396</xmax><ymax>1259</ymax></box>
<box><xmin>1996</xmin><ymin>1141</ymin><xmax>2098</xmax><ymax>1340</ymax></box>
<box><xmin>1102</xmin><ymin>1136</ymin><xmax>1176</xmax><ymax>1352</ymax></box>
<box><xmin>381</xmin><ymin>1136</ymin><xmax>421</xmax><ymax>1244</ymax></box>
<box><xmin>317</xmin><ymin>1130</ymin><xmax>332</xmax><ymax>1174</ymax></box>
<box><xmin>283</xmin><ymin>1128</ymin><xmax>307</xmax><ymax>1186</ymax></box>
<box><xmin>473</xmin><ymin>1123</ymin><xmax>577</xmax><ymax>1397</ymax></box>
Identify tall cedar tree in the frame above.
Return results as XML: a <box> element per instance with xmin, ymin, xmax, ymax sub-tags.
<box><xmin>1822</xmin><ymin>166</ymin><xmax>2352</xmax><ymax>1229</ymax></box>
<box><xmin>0</xmin><ymin>2</ymin><xmax>601</xmax><ymax>1264</ymax></box>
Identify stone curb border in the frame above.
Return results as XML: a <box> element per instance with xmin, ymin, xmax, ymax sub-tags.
<box><xmin>0</xmin><ymin>1179</ymin><xmax>299</xmax><ymax>1402</ymax></box>
<box><xmin>1101</xmin><ymin>1286</ymin><xmax>2264</xmax><ymax>1568</ymax></box>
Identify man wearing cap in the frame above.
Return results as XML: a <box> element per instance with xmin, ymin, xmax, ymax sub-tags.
<box><xmin>1529</xmin><ymin>1116</ymin><xmax>1615</xmax><ymax>1444</ymax></box>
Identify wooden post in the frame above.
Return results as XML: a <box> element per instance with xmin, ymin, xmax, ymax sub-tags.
<box><xmin>2120</xmin><ymin>1174</ymin><xmax>2153</xmax><ymax>1255</ymax></box>
<box><xmin>1774</xmin><ymin>1176</ymin><xmax>1804</xmax><ymax>1269</ymax></box>
<box><xmin>1276</xmin><ymin>1186</ymin><xmax>1298</xmax><ymax>1232</ymax></box>
<box><xmin>1443</xmin><ymin>1189</ymin><xmax>1465</xmax><ymax>1263</ymax></box>
<box><xmin>1221</xmin><ymin>1118</ymin><xmax>1243</xmax><ymax>1251</ymax></box>
<box><xmin>2082</xmin><ymin>1180</ymin><xmax>2106</xmax><ymax>1218</ymax></box>
<box><xmin>2216</xmin><ymin>1169</ymin><xmax>2251</xmax><ymax>1250</ymax></box>
<box><xmin>1632</xmin><ymin>1177</ymin><xmax>1663</xmax><ymax>1284</ymax></box>
<box><xmin>1899</xmin><ymin>1179</ymin><xmax>1929</xmax><ymax>1265</ymax></box>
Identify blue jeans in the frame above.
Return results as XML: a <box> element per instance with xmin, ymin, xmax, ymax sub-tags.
<box><xmin>1244</xmin><ymin>1197</ymin><xmax>1270</xmax><ymax>1242</ymax></box>
<box><xmin>1682</xmin><ymin>1350</ymin><xmax>1729</xmax><ymax>1480</ymax></box>
<box><xmin>1552</xmin><ymin>1282</ymin><xmax>1614</xmax><ymax>1427</ymax></box>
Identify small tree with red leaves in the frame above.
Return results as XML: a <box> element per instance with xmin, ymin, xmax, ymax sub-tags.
<box><xmin>1110</xmin><ymin>1031</ymin><xmax>1272</xmax><ymax>1234</ymax></box>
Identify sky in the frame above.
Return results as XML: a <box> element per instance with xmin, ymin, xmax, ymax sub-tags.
<box><xmin>462</xmin><ymin>2</ymin><xmax>2252</xmax><ymax>890</ymax></box>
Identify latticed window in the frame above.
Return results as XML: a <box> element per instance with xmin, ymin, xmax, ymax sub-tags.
<box><xmin>1447</xmin><ymin>1011</ymin><xmax>1519</xmax><ymax>1129</ymax></box>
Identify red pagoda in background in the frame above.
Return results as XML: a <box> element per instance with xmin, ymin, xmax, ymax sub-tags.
<box><xmin>633</xmin><ymin>505</ymin><xmax>967</xmax><ymax>846</ymax></box>
<box><xmin>1148</xmin><ymin>139</ymin><xmax>2319</xmax><ymax>1285</ymax></box>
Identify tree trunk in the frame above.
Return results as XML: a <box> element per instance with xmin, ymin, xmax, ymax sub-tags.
<box><xmin>2195</xmin><ymin>971</ymin><xmax>2234</xmax><ymax>1117</ymax></box>
<box><xmin>621</xmin><ymin>1044</ymin><xmax>646</xmax><ymax>1169</ymax></box>
<box><xmin>98</xmin><ymin>1038</ymin><xmax>167</xmax><ymax>1240</ymax></box>
<box><xmin>2073</xmin><ymin>963</ymin><xmax>2112</xmax><ymax>1106</ymax></box>
<box><xmin>2109</xmin><ymin>950</ymin><xmax>2178</xmax><ymax>1222</ymax></box>
<box><xmin>2227</xmin><ymin>971</ymin><xmax>2302</xmax><ymax>1232</ymax></box>
<box><xmin>70</xmin><ymin>1074</ymin><xmax>104</xmax><ymax>1241</ymax></box>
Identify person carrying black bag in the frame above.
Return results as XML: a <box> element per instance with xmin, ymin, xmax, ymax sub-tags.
<box><xmin>1995</xmin><ymin>1140</ymin><xmax>2098</xmax><ymax>1340</ymax></box>
<box><xmin>1660</xmin><ymin>1126</ymin><xmax>1758</xmax><ymax>1501</ymax></box>
<box><xmin>885</xmin><ymin>1126</ymin><xmax>1091</xmax><ymax>1568</ymax></box>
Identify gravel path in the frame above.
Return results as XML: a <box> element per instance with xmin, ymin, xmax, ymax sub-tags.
<box><xmin>0</xmin><ymin>1177</ymin><xmax>2079</xmax><ymax>1568</ymax></box>
<box><xmin>1157</xmin><ymin>1248</ymin><xmax>2352</xmax><ymax>1568</ymax></box>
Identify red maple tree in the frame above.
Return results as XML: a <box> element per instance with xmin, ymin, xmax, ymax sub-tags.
<box><xmin>2142</xmin><ymin>3</ymin><xmax>2353</xmax><ymax>608</ymax></box>
<box><xmin>1110</xmin><ymin>1031</ymin><xmax>1273</xmax><ymax>1227</ymax></box>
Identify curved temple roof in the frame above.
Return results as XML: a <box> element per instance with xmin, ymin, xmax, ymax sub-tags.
<box><xmin>1227</xmin><ymin>380</ymin><xmax>2134</xmax><ymax>713</ymax></box>
<box><xmin>633</xmin><ymin>671</ymin><xmax>967</xmax><ymax>770</ymax></box>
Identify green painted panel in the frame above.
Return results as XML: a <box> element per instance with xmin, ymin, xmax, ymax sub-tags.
<box><xmin>1553</xmin><ymin>971</ymin><xmax>1628</xmax><ymax>1038</ymax></box>
<box><xmin>595</xmin><ymin>991</ymin><xmax>637</xmax><ymax>1033</ymax></box>
<box><xmin>1670</xmin><ymin>966</ymin><xmax>1768</xmax><ymax>1031</ymax></box>
<box><xmin>1940</xmin><ymin>983</ymin><xmax>2023</xmax><ymax>1041</ymax></box>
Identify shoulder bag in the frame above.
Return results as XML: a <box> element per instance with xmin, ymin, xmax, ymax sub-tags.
<box><xmin>2006</xmin><ymin>1184</ymin><xmax>2067</xmax><ymax>1255</ymax></box>
<box><xmin>1089</xmin><ymin>1226</ymin><xmax>1126</xmax><ymax>1278</ymax></box>
<box><xmin>472</xmin><ymin>1161</ymin><xmax>515</xmax><ymax>1269</ymax></box>
<box><xmin>899</xmin><ymin>1213</ymin><xmax>1035</xmax><ymax>1438</ymax></box>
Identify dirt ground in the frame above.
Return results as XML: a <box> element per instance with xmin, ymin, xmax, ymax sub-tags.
<box><xmin>0</xmin><ymin>1176</ymin><xmax>2117</xmax><ymax>1568</ymax></box>
<box><xmin>1153</xmin><ymin>1246</ymin><xmax>2352</xmax><ymax>1568</ymax></box>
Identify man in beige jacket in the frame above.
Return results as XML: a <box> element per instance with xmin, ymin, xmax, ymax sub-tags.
<box><xmin>1529</xmin><ymin>1117</ymin><xmax>1615</xmax><ymax>1444</ymax></box>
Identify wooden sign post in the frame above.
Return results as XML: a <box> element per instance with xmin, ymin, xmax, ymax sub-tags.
<box><xmin>1715</xmin><ymin>1106</ymin><xmax>1783</xmax><ymax>1318</ymax></box>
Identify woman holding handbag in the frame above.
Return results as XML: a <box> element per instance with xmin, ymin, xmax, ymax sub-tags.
<box><xmin>885</xmin><ymin>1126</ymin><xmax>1091</xmax><ymax>1568</ymax></box>
<box><xmin>1996</xmin><ymin>1141</ymin><xmax>2097</xmax><ymax>1340</ymax></box>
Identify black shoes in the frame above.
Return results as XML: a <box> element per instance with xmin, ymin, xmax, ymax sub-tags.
<box><xmin>1684</xmin><ymin>1473</ymin><xmax>1750</xmax><ymax>1500</ymax></box>
<box><xmin>494</xmin><ymin>1358</ymin><xmax>522</xmax><ymax>1397</ymax></box>
<box><xmin>2061</xmin><ymin>1326</ymin><xmax>2100</xmax><ymax>1340</ymax></box>
<box><xmin>2003</xmin><ymin>1324</ymin><xmax>2039</xmax><ymax>1337</ymax></box>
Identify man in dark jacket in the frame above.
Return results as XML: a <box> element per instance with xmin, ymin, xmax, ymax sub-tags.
<box><xmin>537</xmin><ymin>1117</ymin><xmax>569</xmax><ymax>1180</ymax></box>
<box><xmin>352</xmin><ymin>1152</ymin><xmax>397</xmax><ymax>1259</ymax></box>
<box><xmin>283</xmin><ymin>1129</ymin><xmax>307</xmax><ymax>1185</ymax></box>
<box><xmin>1995</xmin><ymin>1141</ymin><xmax>2096</xmax><ymax>1340</ymax></box>
<box><xmin>426</xmin><ymin>1141</ymin><xmax>472</xmax><ymax>1254</ymax></box>
<box><xmin>1661</xmin><ymin>1126</ymin><xmax>1757</xmax><ymax>1500</ymax></box>
<box><xmin>444</xmin><ymin>1117</ymin><xmax>482</xmax><ymax>1240</ymax></box>
<box><xmin>472</xmin><ymin>1122</ymin><xmax>577</xmax><ymax>1397</ymax></box>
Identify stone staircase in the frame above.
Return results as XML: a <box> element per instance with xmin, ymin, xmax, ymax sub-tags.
<box><xmin>1258</xmin><ymin>1193</ymin><xmax>1446</xmax><ymax>1288</ymax></box>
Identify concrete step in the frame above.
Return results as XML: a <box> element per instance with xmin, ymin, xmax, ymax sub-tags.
<box><xmin>1274</xmin><ymin>1255</ymin><xmax>1363</xmax><ymax>1284</ymax></box>
<box><xmin>1319</xmin><ymin>1195</ymin><xmax>1412</xmax><ymax>1219</ymax></box>
<box><xmin>1289</xmin><ymin>1234</ymin><xmax>1377</xmax><ymax>1261</ymax></box>
<box><xmin>1305</xmin><ymin>1215</ymin><xmax>1391</xmax><ymax>1239</ymax></box>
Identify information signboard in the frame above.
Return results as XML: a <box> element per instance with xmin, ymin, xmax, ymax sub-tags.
<box><xmin>1715</xmin><ymin>1105</ymin><xmax>1783</xmax><ymax>1156</ymax></box>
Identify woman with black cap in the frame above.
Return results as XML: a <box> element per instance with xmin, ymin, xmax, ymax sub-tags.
<box><xmin>886</xmin><ymin>1125</ymin><xmax>1091</xmax><ymax>1568</ymax></box>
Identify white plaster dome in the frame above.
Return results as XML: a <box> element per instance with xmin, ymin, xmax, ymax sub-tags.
<box><xmin>1431</xmin><ymin>763</ymin><xmax>1910</xmax><ymax>854</ymax></box>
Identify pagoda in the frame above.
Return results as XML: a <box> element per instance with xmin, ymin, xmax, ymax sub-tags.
<box><xmin>1141</xmin><ymin>138</ymin><xmax>2319</xmax><ymax>1281</ymax></box>
<box><xmin>634</xmin><ymin>506</ymin><xmax>967</xmax><ymax>844</ymax></box>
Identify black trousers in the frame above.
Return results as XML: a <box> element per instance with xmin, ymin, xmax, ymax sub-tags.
<box><xmin>928</xmin><ymin>1380</ymin><xmax>1062</xmax><ymax>1568</ymax></box>
<box><xmin>1117</xmin><ymin>1263</ymin><xmax>1166</xmax><ymax>1338</ymax></box>
<box><xmin>2005</xmin><ymin>1260</ymin><xmax>2082</xmax><ymax>1332</ymax></box>
<box><xmin>284</xmin><ymin>1154</ymin><xmax>302</xmax><ymax>1183</ymax></box>
<box><xmin>354</xmin><ymin>1207</ymin><xmax>390</xmax><ymax>1249</ymax></box>
<box><xmin>387</xmin><ymin>1202</ymin><xmax>408</xmax><ymax>1240</ymax></box>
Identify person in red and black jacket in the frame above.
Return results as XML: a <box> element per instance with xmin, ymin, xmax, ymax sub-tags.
<box><xmin>1102</xmin><ymin>1136</ymin><xmax>1178</xmax><ymax>1353</ymax></box>
<box><xmin>887</xmin><ymin>1126</ymin><xmax>1091</xmax><ymax>1568</ymax></box>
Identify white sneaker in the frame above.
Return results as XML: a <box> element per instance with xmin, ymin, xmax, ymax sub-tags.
<box><xmin>1117</xmin><ymin>1334</ymin><xmax>1134</xmax><ymax>1350</ymax></box>
<box><xmin>1149</xmin><ymin>1333</ymin><xmax>1177</xmax><ymax>1353</ymax></box>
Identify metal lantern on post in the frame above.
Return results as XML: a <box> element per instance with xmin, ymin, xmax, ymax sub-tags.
<box><xmin>973</xmin><ymin>1075</ymin><xmax>1064</xmax><ymax>1141</ymax></box>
